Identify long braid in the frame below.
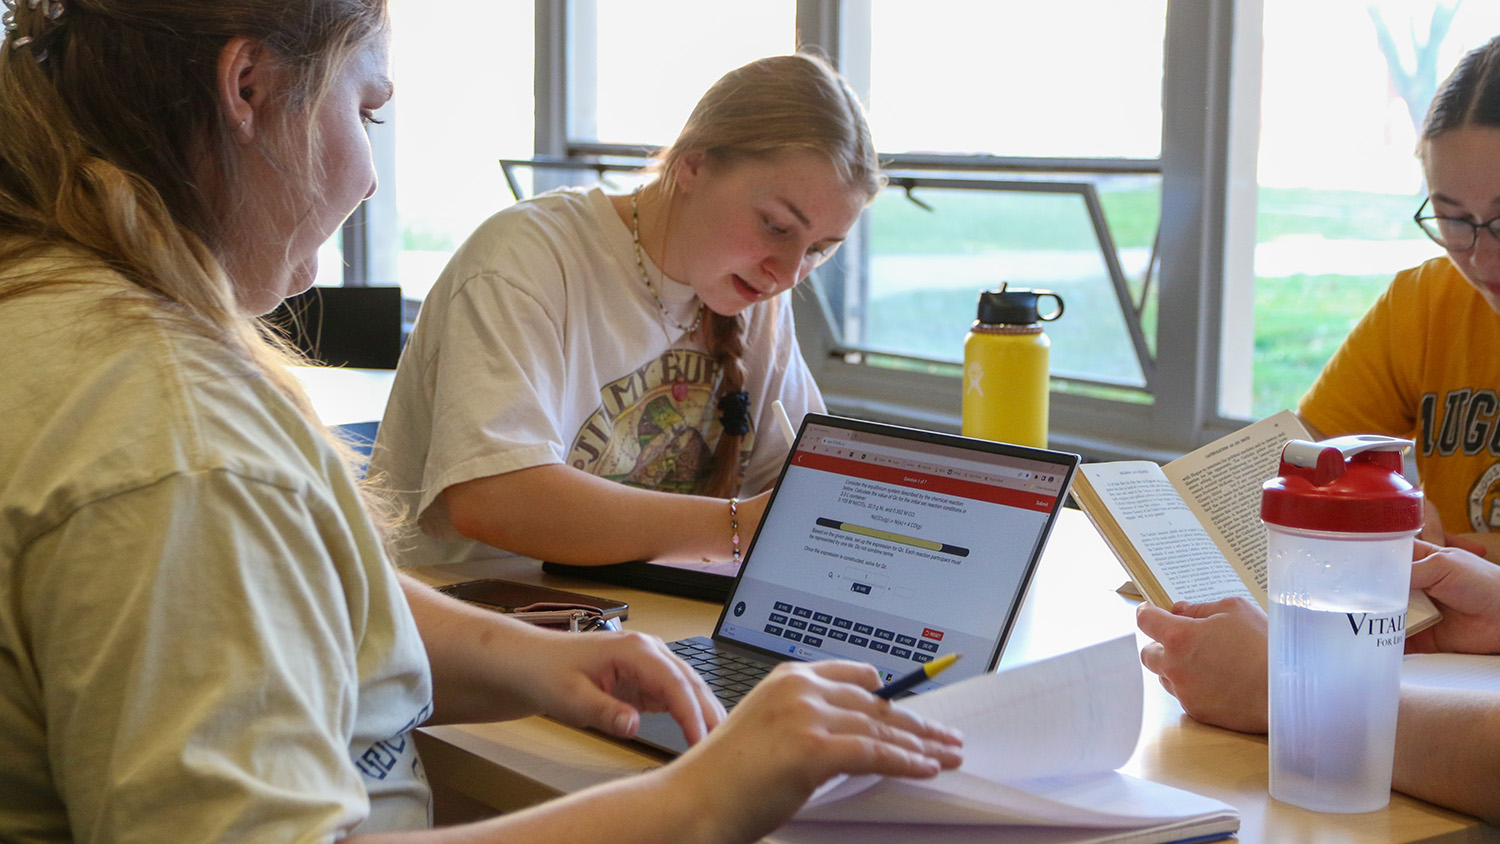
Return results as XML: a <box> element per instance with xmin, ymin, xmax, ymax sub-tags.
<box><xmin>701</xmin><ymin>309</ymin><xmax>749</xmax><ymax>497</ymax></box>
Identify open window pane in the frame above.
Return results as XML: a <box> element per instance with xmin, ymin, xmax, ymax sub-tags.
<box><xmin>818</xmin><ymin>177</ymin><xmax>1159</xmax><ymax>389</ymax></box>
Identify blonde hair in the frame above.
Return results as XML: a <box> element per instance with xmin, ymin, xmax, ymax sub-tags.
<box><xmin>650</xmin><ymin>52</ymin><xmax>880</xmax><ymax>497</ymax></box>
<box><xmin>0</xmin><ymin>0</ymin><xmax>392</xmax><ymax>522</ymax></box>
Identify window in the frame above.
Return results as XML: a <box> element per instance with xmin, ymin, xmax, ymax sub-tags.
<box><xmin>376</xmin><ymin>0</ymin><xmax>535</xmax><ymax>300</ymax></box>
<box><xmin>841</xmin><ymin>2</ymin><xmax>1165</xmax><ymax>396</ymax></box>
<box><xmin>313</xmin><ymin>231</ymin><xmax>343</xmax><ymax>288</ymax></box>
<box><xmin>585</xmin><ymin>1</ymin><xmax>796</xmax><ymax>145</ymax></box>
<box><xmin>1232</xmin><ymin>0</ymin><xmax>1500</xmax><ymax>418</ymax></box>
<box><xmin>799</xmin><ymin>0</ymin><xmax>1193</xmax><ymax>459</ymax></box>
<box><xmin>370</xmin><ymin>0</ymin><xmax>1452</xmax><ymax>460</ymax></box>
<box><xmin>369</xmin><ymin>0</ymin><xmax>1222</xmax><ymax>458</ymax></box>
<box><xmin>863</xmin><ymin>3</ymin><xmax>1164</xmax><ymax>159</ymax></box>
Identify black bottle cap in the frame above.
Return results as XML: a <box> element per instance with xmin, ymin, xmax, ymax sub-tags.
<box><xmin>975</xmin><ymin>284</ymin><xmax>1064</xmax><ymax>326</ymax></box>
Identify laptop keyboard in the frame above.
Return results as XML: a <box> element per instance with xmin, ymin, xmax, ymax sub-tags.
<box><xmin>760</xmin><ymin>600</ymin><xmax>943</xmax><ymax>664</ymax></box>
<box><xmin>668</xmin><ymin>639</ymin><xmax>772</xmax><ymax>709</ymax></box>
<box><xmin>672</xmin><ymin>596</ymin><xmax>952</xmax><ymax>709</ymax></box>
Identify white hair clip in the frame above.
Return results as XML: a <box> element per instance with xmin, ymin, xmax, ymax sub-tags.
<box><xmin>29</xmin><ymin>0</ymin><xmax>63</xmax><ymax>20</ymax></box>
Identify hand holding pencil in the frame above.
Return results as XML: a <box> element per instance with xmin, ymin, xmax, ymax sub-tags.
<box><xmin>876</xmin><ymin>652</ymin><xmax>961</xmax><ymax>700</ymax></box>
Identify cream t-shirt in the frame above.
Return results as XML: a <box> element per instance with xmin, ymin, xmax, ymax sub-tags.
<box><xmin>0</xmin><ymin>272</ymin><xmax>432</xmax><ymax>842</ymax></box>
<box><xmin>372</xmin><ymin>186</ymin><xmax>825</xmax><ymax>568</ymax></box>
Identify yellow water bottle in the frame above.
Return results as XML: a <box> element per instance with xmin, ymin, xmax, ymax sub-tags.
<box><xmin>961</xmin><ymin>284</ymin><xmax>1064</xmax><ymax>448</ymax></box>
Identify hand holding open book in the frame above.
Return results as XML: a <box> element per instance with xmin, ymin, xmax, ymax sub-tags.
<box><xmin>1070</xmin><ymin>410</ymin><xmax>1441</xmax><ymax>633</ymax></box>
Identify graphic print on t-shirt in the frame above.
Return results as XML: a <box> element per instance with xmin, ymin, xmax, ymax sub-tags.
<box><xmin>1466</xmin><ymin>461</ymin><xmax>1500</xmax><ymax>531</ymax></box>
<box><xmin>1420</xmin><ymin>389</ymin><xmax>1500</xmax><ymax>531</ymax></box>
<box><xmin>567</xmin><ymin>349</ymin><xmax>755</xmax><ymax>493</ymax></box>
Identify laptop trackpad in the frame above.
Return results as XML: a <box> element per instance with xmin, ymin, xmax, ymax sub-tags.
<box><xmin>631</xmin><ymin>711</ymin><xmax>691</xmax><ymax>756</ymax></box>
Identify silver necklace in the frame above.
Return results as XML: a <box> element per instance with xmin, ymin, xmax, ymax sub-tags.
<box><xmin>631</xmin><ymin>187</ymin><xmax>703</xmax><ymax>335</ymax></box>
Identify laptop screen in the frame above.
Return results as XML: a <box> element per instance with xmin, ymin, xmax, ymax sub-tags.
<box><xmin>712</xmin><ymin>415</ymin><xmax>1077</xmax><ymax>690</ymax></box>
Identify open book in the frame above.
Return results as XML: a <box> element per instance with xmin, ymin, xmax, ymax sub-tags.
<box><xmin>1069</xmin><ymin>410</ymin><xmax>1440</xmax><ymax>633</ymax></box>
<box><xmin>778</xmin><ymin>635</ymin><xmax>1240</xmax><ymax>844</ymax></box>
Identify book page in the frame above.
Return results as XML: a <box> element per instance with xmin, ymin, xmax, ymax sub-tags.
<box><xmin>1161</xmin><ymin>409</ymin><xmax>1309</xmax><ymax>596</ymax></box>
<box><xmin>794</xmin><ymin>770</ymin><xmax>1240</xmax><ymax>830</ymax></box>
<box><xmin>902</xmin><ymin>633</ymin><xmax>1143</xmax><ymax>784</ymax></box>
<box><xmin>1161</xmin><ymin>411</ymin><xmax>1440</xmax><ymax>630</ymax></box>
<box><xmin>801</xmin><ymin>635</ymin><xmax>1140</xmax><ymax>817</ymax></box>
<box><xmin>1407</xmin><ymin>590</ymin><xmax>1442</xmax><ymax>634</ymax></box>
<box><xmin>1077</xmin><ymin>462</ymin><xmax>1255</xmax><ymax>605</ymax></box>
<box><xmin>778</xmin><ymin>810</ymin><xmax>1240</xmax><ymax>844</ymax></box>
<box><xmin>797</xmin><ymin>635</ymin><xmax>1238</xmax><ymax>831</ymax></box>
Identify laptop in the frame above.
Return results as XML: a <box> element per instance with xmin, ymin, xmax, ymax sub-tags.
<box><xmin>631</xmin><ymin>412</ymin><xmax>1080</xmax><ymax>754</ymax></box>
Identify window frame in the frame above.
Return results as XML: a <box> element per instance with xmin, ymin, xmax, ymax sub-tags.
<box><xmin>351</xmin><ymin>0</ymin><xmax>1260</xmax><ymax>461</ymax></box>
<box><xmin>782</xmin><ymin>0</ymin><xmax>1256</xmax><ymax>461</ymax></box>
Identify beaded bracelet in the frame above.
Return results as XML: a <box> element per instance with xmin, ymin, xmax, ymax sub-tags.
<box><xmin>728</xmin><ymin>496</ymin><xmax>742</xmax><ymax>564</ymax></box>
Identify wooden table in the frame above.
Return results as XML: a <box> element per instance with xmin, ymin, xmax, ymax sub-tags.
<box><xmin>413</xmin><ymin>508</ymin><xmax>1498</xmax><ymax>842</ymax></box>
<box><xmin>291</xmin><ymin>365</ymin><xmax>395</xmax><ymax>427</ymax></box>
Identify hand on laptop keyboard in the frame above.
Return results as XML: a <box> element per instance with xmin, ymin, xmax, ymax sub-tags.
<box><xmin>668</xmin><ymin>638</ymin><xmax>772</xmax><ymax>709</ymax></box>
<box><xmin>515</xmin><ymin>626</ymin><xmax>727</xmax><ymax>745</ymax></box>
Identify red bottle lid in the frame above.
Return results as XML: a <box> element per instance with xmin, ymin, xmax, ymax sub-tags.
<box><xmin>1260</xmin><ymin>436</ymin><xmax>1423</xmax><ymax>533</ymax></box>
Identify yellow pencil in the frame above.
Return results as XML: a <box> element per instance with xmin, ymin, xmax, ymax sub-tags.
<box><xmin>875</xmin><ymin>652</ymin><xmax>961</xmax><ymax>699</ymax></box>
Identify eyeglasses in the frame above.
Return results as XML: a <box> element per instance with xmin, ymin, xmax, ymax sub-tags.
<box><xmin>1413</xmin><ymin>197</ymin><xmax>1500</xmax><ymax>251</ymax></box>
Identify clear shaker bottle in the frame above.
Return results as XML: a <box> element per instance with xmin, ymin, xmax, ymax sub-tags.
<box><xmin>1260</xmin><ymin>435</ymin><xmax>1423</xmax><ymax>813</ymax></box>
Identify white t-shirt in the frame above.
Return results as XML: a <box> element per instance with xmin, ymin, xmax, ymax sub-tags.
<box><xmin>372</xmin><ymin>186</ymin><xmax>825</xmax><ymax>568</ymax></box>
<box><xmin>0</xmin><ymin>270</ymin><xmax>432</xmax><ymax>842</ymax></box>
